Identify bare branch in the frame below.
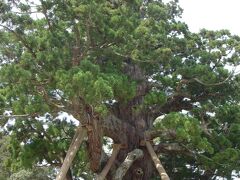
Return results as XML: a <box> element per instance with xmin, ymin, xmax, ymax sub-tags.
<box><xmin>193</xmin><ymin>68</ymin><xmax>235</xmax><ymax>86</ymax></box>
<box><xmin>99</xmin><ymin>42</ymin><xmax>115</xmax><ymax>49</ymax></box>
<box><xmin>154</xmin><ymin>143</ymin><xmax>184</xmax><ymax>152</ymax></box>
<box><xmin>153</xmin><ymin>143</ymin><xmax>195</xmax><ymax>157</ymax></box>
<box><xmin>145</xmin><ymin>129</ymin><xmax>177</xmax><ymax>140</ymax></box>
<box><xmin>193</xmin><ymin>76</ymin><xmax>231</xmax><ymax>86</ymax></box>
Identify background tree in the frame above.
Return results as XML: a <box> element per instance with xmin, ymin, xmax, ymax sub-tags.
<box><xmin>1</xmin><ymin>0</ymin><xmax>240</xmax><ymax>179</ymax></box>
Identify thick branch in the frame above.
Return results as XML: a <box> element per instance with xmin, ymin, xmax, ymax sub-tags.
<box><xmin>154</xmin><ymin>143</ymin><xmax>183</xmax><ymax>153</ymax></box>
<box><xmin>153</xmin><ymin>143</ymin><xmax>194</xmax><ymax>157</ymax></box>
<box><xmin>96</xmin><ymin>144</ymin><xmax>121</xmax><ymax>180</ymax></box>
<box><xmin>146</xmin><ymin>129</ymin><xmax>177</xmax><ymax>140</ymax></box>
<box><xmin>192</xmin><ymin>69</ymin><xmax>234</xmax><ymax>86</ymax></box>
<box><xmin>164</xmin><ymin>96</ymin><xmax>192</xmax><ymax>112</ymax></box>
<box><xmin>113</xmin><ymin>149</ymin><xmax>144</xmax><ymax>180</ymax></box>
<box><xmin>56</xmin><ymin>125</ymin><xmax>87</xmax><ymax>180</ymax></box>
<box><xmin>145</xmin><ymin>141</ymin><xmax>170</xmax><ymax>180</ymax></box>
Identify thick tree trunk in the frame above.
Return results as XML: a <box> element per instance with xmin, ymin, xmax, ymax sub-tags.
<box><xmin>102</xmin><ymin>109</ymin><xmax>157</xmax><ymax>179</ymax></box>
<box><xmin>90</xmin><ymin>64</ymin><xmax>171</xmax><ymax>179</ymax></box>
<box><xmin>119</xmin><ymin>148</ymin><xmax>155</xmax><ymax>180</ymax></box>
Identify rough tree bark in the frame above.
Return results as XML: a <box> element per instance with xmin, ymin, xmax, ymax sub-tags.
<box><xmin>101</xmin><ymin>114</ymin><xmax>162</xmax><ymax>180</ymax></box>
<box><xmin>93</xmin><ymin>63</ymin><xmax>170</xmax><ymax>179</ymax></box>
<box><xmin>59</xmin><ymin>63</ymin><xmax>195</xmax><ymax>179</ymax></box>
<box><xmin>87</xmin><ymin>115</ymin><xmax>103</xmax><ymax>172</ymax></box>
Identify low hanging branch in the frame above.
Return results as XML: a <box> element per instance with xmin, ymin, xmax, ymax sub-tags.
<box><xmin>145</xmin><ymin>141</ymin><xmax>170</xmax><ymax>180</ymax></box>
<box><xmin>56</xmin><ymin>124</ymin><xmax>87</xmax><ymax>180</ymax></box>
<box><xmin>192</xmin><ymin>68</ymin><xmax>235</xmax><ymax>86</ymax></box>
<box><xmin>96</xmin><ymin>144</ymin><xmax>121</xmax><ymax>180</ymax></box>
<box><xmin>113</xmin><ymin>149</ymin><xmax>144</xmax><ymax>180</ymax></box>
<box><xmin>0</xmin><ymin>24</ymin><xmax>36</xmax><ymax>58</ymax></box>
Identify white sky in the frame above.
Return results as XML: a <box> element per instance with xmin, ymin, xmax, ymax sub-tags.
<box><xmin>179</xmin><ymin>0</ymin><xmax>240</xmax><ymax>35</ymax></box>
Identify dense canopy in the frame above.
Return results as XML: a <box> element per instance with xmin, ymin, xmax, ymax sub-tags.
<box><xmin>1</xmin><ymin>0</ymin><xmax>240</xmax><ymax>179</ymax></box>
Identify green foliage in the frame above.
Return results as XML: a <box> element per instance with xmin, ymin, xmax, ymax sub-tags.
<box><xmin>107</xmin><ymin>74</ymin><xmax>136</xmax><ymax>102</ymax></box>
<box><xmin>0</xmin><ymin>134</ymin><xmax>11</xmax><ymax>179</ymax></box>
<box><xmin>155</xmin><ymin>113</ymin><xmax>213</xmax><ymax>154</ymax></box>
<box><xmin>3</xmin><ymin>116</ymin><xmax>90</xmax><ymax>179</ymax></box>
<box><xmin>9</xmin><ymin>168</ymin><xmax>51</xmax><ymax>180</ymax></box>
<box><xmin>144</xmin><ymin>91</ymin><xmax>167</xmax><ymax>106</ymax></box>
<box><xmin>1</xmin><ymin>0</ymin><xmax>240</xmax><ymax>179</ymax></box>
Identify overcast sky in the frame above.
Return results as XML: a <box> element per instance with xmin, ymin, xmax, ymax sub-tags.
<box><xmin>177</xmin><ymin>0</ymin><xmax>240</xmax><ymax>75</ymax></box>
<box><xmin>178</xmin><ymin>0</ymin><xmax>240</xmax><ymax>35</ymax></box>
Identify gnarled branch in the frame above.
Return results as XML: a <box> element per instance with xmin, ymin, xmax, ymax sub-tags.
<box><xmin>153</xmin><ymin>143</ymin><xmax>195</xmax><ymax>157</ymax></box>
<box><xmin>113</xmin><ymin>149</ymin><xmax>144</xmax><ymax>180</ymax></box>
<box><xmin>192</xmin><ymin>69</ymin><xmax>234</xmax><ymax>86</ymax></box>
<box><xmin>146</xmin><ymin>129</ymin><xmax>177</xmax><ymax>140</ymax></box>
